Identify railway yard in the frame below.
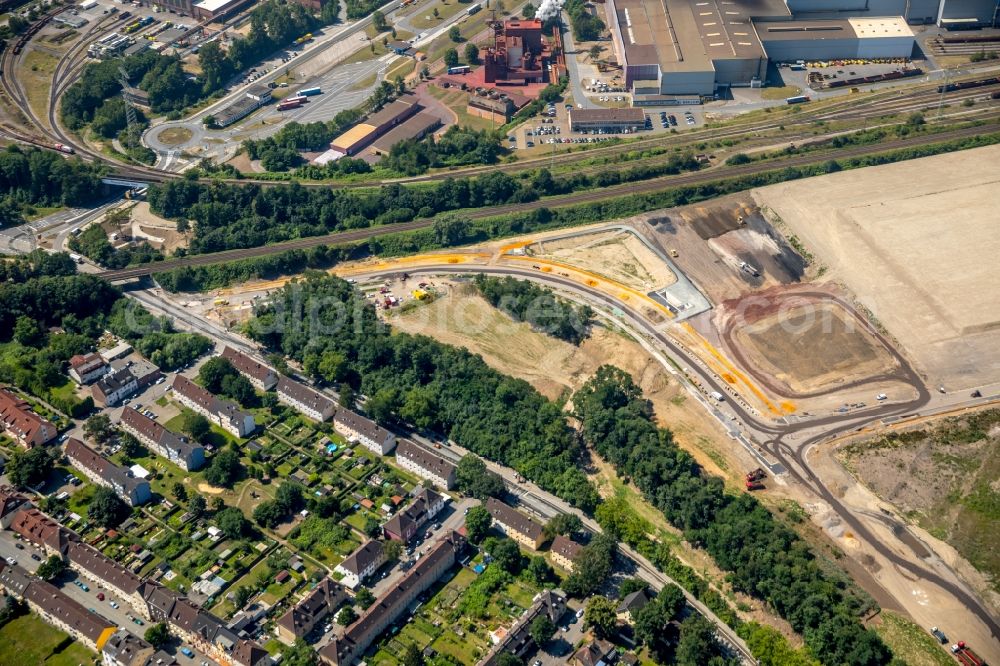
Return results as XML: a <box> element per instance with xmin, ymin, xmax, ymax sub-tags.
<box><xmin>1</xmin><ymin>0</ymin><xmax>1000</xmax><ymax>665</ymax></box>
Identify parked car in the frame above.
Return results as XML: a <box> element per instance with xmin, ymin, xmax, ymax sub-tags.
<box><xmin>180</xmin><ymin>647</ymin><xmax>195</xmax><ymax>658</ymax></box>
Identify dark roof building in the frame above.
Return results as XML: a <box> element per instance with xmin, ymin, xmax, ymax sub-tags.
<box><xmin>64</xmin><ymin>437</ymin><xmax>151</xmax><ymax>506</ymax></box>
<box><xmin>222</xmin><ymin>347</ymin><xmax>278</xmax><ymax>390</ymax></box>
<box><xmin>334</xmin><ymin>408</ymin><xmax>395</xmax><ymax>455</ymax></box>
<box><xmin>172</xmin><ymin>375</ymin><xmax>255</xmax><ymax>438</ymax></box>
<box><xmin>486</xmin><ymin>498</ymin><xmax>544</xmax><ymax>549</ymax></box>
<box><xmin>394</xmin><ymin>440</ymin><xmax>456</xmax><ymax>489</ymax></box>
<box><xmin>573</xmin><ymin>639</ymin><xmax>618</xmax><ymax>666</ymax></box>
<box><xmin>478</xmin><ymin>589</ymin><xmax>567</xmax><ymax>666</ymax></box>
<box><xmin>120</xmin><ymin>408</ymin><xmax>205</xmax><ymax>471</ymax></box>
<box><xmin>276</xmin><ymin>376</ymin><xmax>336</xmax><ymax>422</ymax></box>
<box><xmin>568</xmin><ymin>108</ymin><xmax>647</xmax><ymax>131</ymax></box>
<box><xmin>334</xmin><ymin>540</ymin><xmax>385</xmax><ymax>590</ymax></box>
<box><xmin>321</xmin><ymin>532</ymin><xmax>465</xmax><ymax>666</ymax></box>
<box><xmin>383</xmin><ymin>489</ymin><xmax>446</xmax><ymax>544</ymax></box>
<box><xmin>275</xmin><ymin>577</ymin><xmax>346</xmax><ymax>644</ymax></box>
<box><xmin>550</xmin><ymin>534</ymin><xmax>584</xmax><ymax>572</ymax></box>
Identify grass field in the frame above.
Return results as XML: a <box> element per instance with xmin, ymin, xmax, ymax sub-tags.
<box><xmin>21</xmin><ymin>49</ymin><xmax>58</xmax><ymax>130</ymax></box>
<box><xmin>408</xmin><ymin>0</ymin><xmax>468</xmax><ymax>30</ymax></box>
<box><xmin>872</xmin><ymin>611</ymin><xmax>954</xmax><ymax>666</ymax></box>
<box><xmin>0</xmin><ymin>613</ymin><xmax>96</xmax><ymax>665</ymax></box>
<box><xmin>761</xmin><ymin>85</ymin><xmax>803</xmax><ymax>100</ymax></box>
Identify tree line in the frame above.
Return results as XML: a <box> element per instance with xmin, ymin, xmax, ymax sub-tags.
<box><xmin>473</xmin><ymin>274</ymin><xmax>593</xmax><ymax>344</ymax></box>
<box><xmin>147</xmin><ymin>150</ymin><xmax>701</xmax><ymax>255</ymax></box>
<box><xmin>0</xmin><ymin>146</ymin><xmax>106</xmax><ymax>227</ymax></box>
<box><xmin>68</xmin><ymin>224</ymin><xmax>164</xmax><ymax>269</ymax></box>
<box><xmin>246</xmin><ymin>274</ymin><xmax>600</xmax><ymax>511</ymax></box>
<box><xmin>381</xmin><ymin>126</ymin><xmax>505</xmax><ymax>176</ymax></box>
<box><xmin>572</xmin><ymin>366</ymin><xmax>892</xmax><ymax>666</ymax></box>
<box><xmin>242</xmin><ymin>111</ymin><xmax>363</xmax><ymax>172</ymax></box>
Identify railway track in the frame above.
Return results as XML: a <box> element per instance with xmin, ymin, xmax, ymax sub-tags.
<box><xmin>97</xmin><ymin>120</ymin><xmax>998</xmax><ymax>281</ymax></box>
<box><xmin>3</xmin><ymin>14</ymin><xmax>999</xmax><ymax>189</ymax></box>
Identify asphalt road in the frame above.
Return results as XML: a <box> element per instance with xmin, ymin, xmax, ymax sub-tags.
<box><xmin>346</xmin><ymin>261</ymin><xmax>1000</xmax><ymax>652</ymax></box>
<box><xmin>0</xmin><ymin>530</ymin><xmax>218</xmax><ymax>664</ymax></box>
<box><xmin>95</xmin><ymin>120</ymin><xmax>999</xmax><ymax>283</ymax></box>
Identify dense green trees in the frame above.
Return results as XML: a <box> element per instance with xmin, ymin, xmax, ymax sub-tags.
<box><xmin>473</xmin><ymin>274</ymin><xmax>593</xmax><ymax>344</ymax></box>
<box><xmin>0</xmin><ymin>146</ymin><xmax>106</xmax><ymax>225</ymax></box>
<box><xmin>198</xmin><ymin>357</ymin><xmax>258</xmax><ymax>407</ymax></box>
<box><xmin>88</xmin><ymin>487</ymin><xmax>130</xmax><ymax>528</ymax></box>
<box><xmin>68</xmin><ymin>225</ymin><xmax>163</xmax><ymax>269</ymax></box>
<box><xmin>455</xmin><ymin>455</ymin><xmax>505</xmax><ymax>500</ymax></box>
<box><xmin>7</xmin><ymin>447</ymin><xmax>54</xmax><ymax>489</ymax></box>
<box><xmin>36</xmin><ymin>556</ymin><xmax>67</xmax><ymax>582</ymax></box>
<box><xmin>253</xmin><ymin>482</ymin><xmax>305</xmax><ymax>528</ymax></box>
<box><xmin>144</xmin><ymin>622</ymin><xmax>170</xmax><ymax>649</ymax></box>
<box><xmin>563</xmin><ymin>533</ymin><xmax>616</xmax><ymax>597</ymax></box>
<box><xmin>464</xmin><ymin>505</ymin><xmax>492</xmax><ymax>543</ymax></box>
<box><xmin>584</xmin><ymin>596</ymin><xmax>618</xmax><ymax>638</ymax></box>
<box><xmin>382</xmin><ymin>126</ymin><xmax>503</xmax><ymax>176</ymax></box>
<box><xmin>247</xmin><ymin>275</ymin><xmax>598</xmax><ymax>510</ymax></box>
<box><xmin>204</xmin><ymin>450</ymin><xmax>244</xmax><ymax>488</ymax></box>
<box><xmin>105</xmin><ymin>300</ymin><xmax>212</xmax><ymax>371</ymax></box>
<box><xmin>216</xmin><ymin>506</ymin><xmax>253</xmax><ymax>538</ymax></box>
<box><xmin>242</xmin><ymin>112</ymin><xmax>362</xmax><ymax>172</ymax></box>
<box><xmin>573</xmin><ymin>366</ymin><xmax>891</xmax><ymax>666</ymax></box>
<box><xmin>563</xmin><ymin>0</ymin><xmax>605</xmax><ymax>40</ymax></box>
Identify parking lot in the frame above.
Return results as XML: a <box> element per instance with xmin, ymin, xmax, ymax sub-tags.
<box><xmin>509</xmin><ymin>101</ymin><xmax>704</xmax><ymax>152</ymax></box>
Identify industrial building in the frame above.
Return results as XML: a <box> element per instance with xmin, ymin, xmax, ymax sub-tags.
<box><xmin>482</xmin><ymin>19</ymin><xmax>553</xmax><ymax>84</ymax></box>
<box><xmin>604</xmin><ymin>0</ymin><xmax>942</xmax><ymax>96</ymax></box>
<box><xmin>192</xmin><ymin>0</ymin><xmax>252</xmax><ymax>21</ymax></box>
<box><xmin>329</xmin><ymin>98</ymin><xmax>421</xmax><ymax>156</ymax></box>
<box><xmin>568</xmin><ymin>107</ymin><xmax>647</xmax><ymax>131</ymax></box>
<box><xmin>211</xmin><ymin>84</ymin><xmax>272</xmax><ymax>129</ymax></box>
<box><xmin>369</xmin><ymin>112</ymin><xmax>441</xmax><ymax>155</ymax></box>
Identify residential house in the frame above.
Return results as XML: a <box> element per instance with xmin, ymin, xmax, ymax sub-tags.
<box><xmin>550</xmin><ymin>535</ymin><xmax>583</xmax><ymax>573</ymax></box>
<box><xmin>92</xmin><ymin>367</ymin><xmax>139</xmax><ymax>408</ymax></box>
<box><xmin>222</xmin><ymin>347</ymin><xmax>278</xmax><ymax>391</ymax></box>
<box><xmin>334</xmin><ymin>408</ymin><xmax>396</xmax><ymax>455</ymax></box>
<box><xmin>120</xmin><ymin>407</ymin><xmax>205</xmax><ymax>471</ymax></box>
<box><xmin>171</xmin><ymin>375</ymin><xmax>255</xmax><ymax>438</ymax></box>
<box><xmin>394</xmin><ymin>440</ymin><xmax>456</xmax><ymax>490</ymax></box>
<box><xmin>320</xmin><ymin>532</ymin><xmax>465</xmax><ymax>666</ymax></box>
<box><xmin>101</xmin><ymin>629</ymin><xmax>156</xmax><ymax>666</ymax></box>
<box><xmin>68</xmin><ymin>353</ymin><xmax>109</xmax><ymax>385</ymax></box>
<box><xmin>486</xmin><ymin>498</ymin><xmax>544</xmax><ymax>550</ymax></box>
<box><xmin>113</xmin><ymin>358</ymin><xmax>162</xmax><ymax>391</ymax></box>
<box><xmin>382</xmin><ymin>489</ymin><xmax>446</xmax><ymax>544</ymax></box>
<box><xmin>232</xmin><ymin>639</ymin><xmax>271</xmax><ymax>666</ymax></box>
<box><xmin>616</xmin><ymin>589</ymin><xmax>651</xmax><ymax>624</ymax></box>
<box><xmin>5</xmin><ymin>506</ymin><xmax>264</xmax><ymax>665</ymax></box>
<box><xmin>333</xmin><ymin>540</ymin><xmax>385</xmax><ymax>590</ymax></box>
<box><xmin>0</xmin><ymin>388</ymin><xmax>57</xmax><ymax>448</ymax></box>
<box><xmin>573</xmin><ymin>640</ymin><xmax>618</xmax><ymax>666</ymax></box>
<box><xmin>477</xmin><ymin>589</ymin><xmax>567</xmax><ymax>666</ymax></box>
<box><xmin>0</xmin><ymin>485</ymin><xmax>29</xmax><ymax>529</ymax></box>
<box><xmin>64</xmin><ymin>438</ymin><xmax>152</xmax><ymax>506</ymax></box>
<box><xmin>276</xmin><ymin>376</ymin><xmax>336</xmax><ymax>422</ymax></box>
<box><xmin>0</xmin><ymin>561</ymin><xmax>117</xmax><ymax>652</ymax></box>
<box><xmin>275</xmin><ymin>577</ymin><xmax>347</xmax><ymax>645</ymax></box>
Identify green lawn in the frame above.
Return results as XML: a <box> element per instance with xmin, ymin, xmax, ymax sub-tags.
<box><xmin>0</xmin><ymin>613</ymin><xmax>96</xmax><ymax>665</ymax></box>
<box><xmin>408</xmin><ymin>0</ymin><xmax>468</xmax><ymax>30</ymax></box>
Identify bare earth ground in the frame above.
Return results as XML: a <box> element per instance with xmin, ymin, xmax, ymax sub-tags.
<box><xmin>837</xmin><ymin>409</ymin><xmax>1000</xmax><ymax>600</ymax></box>
<box><xmin>386</xmin><ymin>279</ymin><xmax>757</xmax><ymax>481</ymax></box>
<box><xmin>729</xmin><ymin>295</ymin><xmax>898</xmax><ymax>396</ymax></box>
<box><xmin>753</xmin><ymin>144</ymin><xmax>1000</xmax><ymax>391</ymax></box>
<box><xmin>129</xmin><ymin>202</ymin><xmax>190</xmax><ymax>253</ymax></box>
<box><xmin>527</xmin><ymin>228</ymin><xmax>677</xmax><ymax>293</ymax></box>
<box><xmin>810</xmin><ymin>425</ymin><xmax>1000</xmax><ymax>665</ymax></box>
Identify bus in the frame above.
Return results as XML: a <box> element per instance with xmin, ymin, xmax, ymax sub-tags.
<box><xmin>785</xmin><ymin>95</ymin><xmax>810</xmax><ymax>104</ymax></box>
<box><xmin>299</xmin><ymin>87</ymin><xmax>322</xmax><ymax>96</ymax></box>
<box><xmin>447</xmin><ymin>65</ymin><xmax>470</xmax><ymax>75</ymax></box>
<box><xmin>467</xmin><ymin>3</ymin><xmax>481</xmax><ymax>14</ymax></box>
<box><xmin>283</xmin><ymin>95</ymin><xmax>308</xmax><ymax>104</ymax></box>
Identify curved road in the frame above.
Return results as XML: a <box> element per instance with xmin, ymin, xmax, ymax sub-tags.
<box><xmin>345</xmin><ymin>261</ymin><xmax>999</xmax><ymax>650</ymax></box>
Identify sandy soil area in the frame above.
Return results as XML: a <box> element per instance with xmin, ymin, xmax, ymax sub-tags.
<box><xmin>730</xmin><ymin>297</ymin><xmax>897</xmax><ymax>395</ymax></box>
<box><xmin>129</xmin><ymin>202</ymin><xmax>189</xmax><ymax>253</ymax></box>
<box><xmin>387</xmin><ymin>279</ymin><xmax>759</xmax><ymax>481</ymax></box>
<box><xmin>753</xmin><ymin>144</ymin><xmax>1000</xmax><ymax>390</ymax></box>
<box><xmin>837</xmin><ymin>410</ymin><xmax>1000</xmax><ymax>607</ymax></box>
<box><xmin>528</xmin><ymin>228</ymin><xmax>677</xmax><ymax>293</ymax></box>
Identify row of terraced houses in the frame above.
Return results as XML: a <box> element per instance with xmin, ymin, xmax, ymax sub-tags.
<box><xmin>0</xmin><ymin>487</ymin><xmax>268</xmax><ymax>666</ymax></box>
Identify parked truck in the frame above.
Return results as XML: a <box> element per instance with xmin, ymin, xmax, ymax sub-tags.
<box><xmin>930</xmin><ymin>627</ymin><xmax>947</xmax><ymax>644</ymax></box>
<box><xmin>950</xmin><ymin>642</ymin><xmax>984</xmax><ymax>666</ymax></box>
<box><xmin>746</xmin><ymin>468</ymin><xmax>766</xmax><ymax>483</ymax></box>
<box><xmin>746</xmin><ymin>479</ymin><xmax>765</xmax><ymax>491</ymax></box>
